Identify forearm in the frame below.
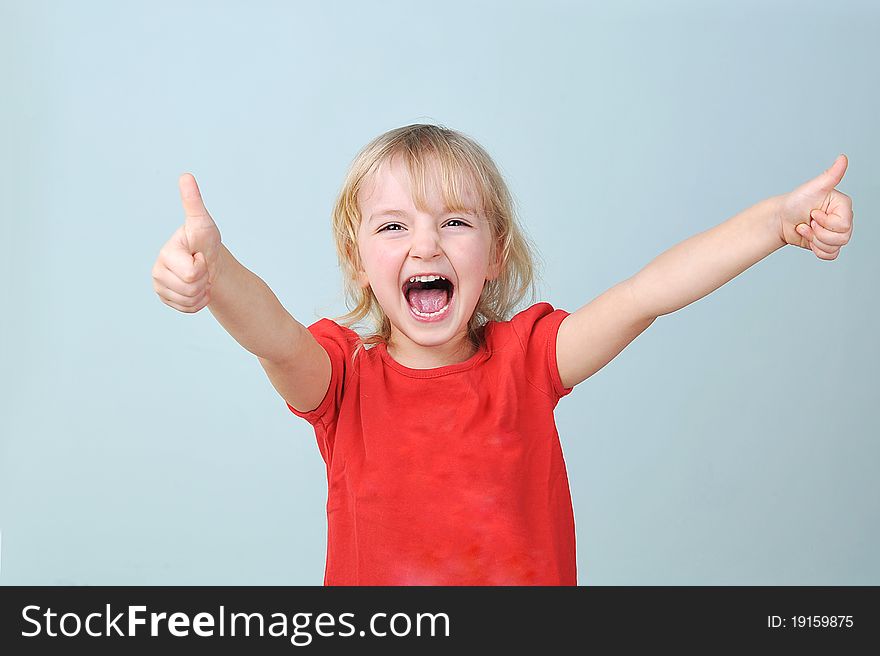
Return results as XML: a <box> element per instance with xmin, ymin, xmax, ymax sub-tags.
<box><xmin>207</xmin><ymin>244</ymin><xmax>306</xmax><ymax>363</ymax></box>
<box><xmin>629</xmin><ymin>195</ymin><xmax>786</xmax><ymax>319</ymax></box>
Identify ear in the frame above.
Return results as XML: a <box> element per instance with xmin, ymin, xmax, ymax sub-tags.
<box><xmin>346</xmin><ymin>241</ymin><xmax>370</xmax><ymax>288</ymax></box>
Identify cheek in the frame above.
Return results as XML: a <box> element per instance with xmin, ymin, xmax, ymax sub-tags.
<box><xmin>458</xmin><ymin>243</ymin><xmax>493</xmax><ymax>277</ymax></box>
<box><xmin>363</xmin><ymin>249</ymin><xmax>404</xmax><ymax>295</ymax></box>
<box><xmin>374</xmin><ymin>250</ymin><xmax>400</xmax><ymax>275</ymax></box>
<box><xmin>359</xmin><ymin>241</ymin><xmax>387</xmax><ymax>271</ymax></box>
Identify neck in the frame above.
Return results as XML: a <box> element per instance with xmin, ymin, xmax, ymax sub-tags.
<box><xmin>386</xmin><ymin>330</ymin><xmax>477</xmax><ymax>369</ymax></box>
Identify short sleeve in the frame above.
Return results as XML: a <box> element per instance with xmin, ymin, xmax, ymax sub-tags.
<box><xmin>285</xmin><ymin>318</ymin><xmax>360</xmax><ymax>428</ymax></box>
<box><xmin>509</xmin><ymin>302</ymin><xmax>574</xmax><ymax>402</ymax></box>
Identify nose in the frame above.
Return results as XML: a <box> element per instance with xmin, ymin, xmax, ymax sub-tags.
<box><xmin>408</xmin><ymin>224</ymin><xmax>442</xmax><ymax>260</ymax></box>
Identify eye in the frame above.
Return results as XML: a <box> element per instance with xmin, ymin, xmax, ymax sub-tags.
<box><xmin>378</xmin><ymin>220</ymin><xmax>469</xmax><ymax>232</ymax></box>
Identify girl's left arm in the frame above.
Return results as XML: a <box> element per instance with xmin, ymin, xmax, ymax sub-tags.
<box><xmin>557</xmin><ymin>155</ymin><xmax>854</xmax><ymax>390</ymax></box>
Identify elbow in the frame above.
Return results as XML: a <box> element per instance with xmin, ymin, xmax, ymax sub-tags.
<box><xmin>623</xmin><ymin>276</ymin><xmax>659</xmax><ymax>324</ymax></box>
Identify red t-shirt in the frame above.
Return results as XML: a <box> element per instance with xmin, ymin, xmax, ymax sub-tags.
<box><xmin>287</xmin><ymin>302</ymin><xmax>577</xmax><ymax>585</ymax></box>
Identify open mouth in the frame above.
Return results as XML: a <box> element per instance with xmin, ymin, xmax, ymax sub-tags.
<box><xmin>402</xmin><ymin>276</ymin><xmax>455</xmax><ymax>319</ymax></box>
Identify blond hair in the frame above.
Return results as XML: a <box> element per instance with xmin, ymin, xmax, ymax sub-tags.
<box><xmin>330</xmin><ymin>124</ymin><xmax>541</xmax><ymax>360</ymax></box>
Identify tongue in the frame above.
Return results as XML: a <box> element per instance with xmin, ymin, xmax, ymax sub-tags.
<box><xmin>407</xmin><ymin>288</ymin><xmax>449</xmax><ymax>313</ymax></box>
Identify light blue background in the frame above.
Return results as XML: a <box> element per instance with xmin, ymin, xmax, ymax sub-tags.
<box><xmin>1</xmin><ymin>0</ymin><xmax>877</xmax><ymax>585</ymax></box>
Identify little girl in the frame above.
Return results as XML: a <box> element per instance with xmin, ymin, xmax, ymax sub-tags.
<box><xmin>152</xmin><ymin>124</ymin><xmax>854</xmax><ymax>585</ymax></box>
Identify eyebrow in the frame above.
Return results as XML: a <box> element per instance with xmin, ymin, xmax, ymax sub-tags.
<box><xmin>369</xmin><ymin>208</ymin><xmax>477</xmax><ymax>224</ymax></box>
<box><xmin>369</xmin><ymin>209</ymin><xmax>408</xmax><ymax>224</ymax></box>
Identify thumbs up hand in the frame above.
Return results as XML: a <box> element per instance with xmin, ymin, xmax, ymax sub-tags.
<box><xmin>152</xmin><ymin>173</ymin><xmax>225</xmax><ymax>313</ymax></box>
<box><xmin>778</xmin><ymin>154</ymin><xmax>854</xmax><ymax>260</ymax></box>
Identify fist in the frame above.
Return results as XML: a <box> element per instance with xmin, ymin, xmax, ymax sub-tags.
<box><xmin>151</xmin><ymin>173</ymin><xmax>224</xmax><ymax>313</ymax></box>
<box><xmin>778</xmin><ymin>154</ymin><xmax>854</xmax><ymax>261</ymax></box>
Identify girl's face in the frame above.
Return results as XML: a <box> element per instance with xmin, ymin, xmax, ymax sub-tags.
<box><xmin>355</xmin><ymin>155</ymin><xmax>500</xmax><ymax>366</ymax></box>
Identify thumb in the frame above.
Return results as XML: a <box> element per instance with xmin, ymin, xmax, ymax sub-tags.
<box><xmin>816</xmin><ymin>153</ymin><xmax>848</xmax><ymax>189</ymax></box>
<box><xmin>179</xmin><ymin>172</ymin><xmax>217</xmax><ymax>233</ymax></box>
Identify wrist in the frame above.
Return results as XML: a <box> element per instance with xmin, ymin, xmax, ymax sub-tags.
<box><xmin>213</xmin><ymin>243</ymin><xmax>231</xmax><ymax>287</ymax></box>
<box><xmin>768</xmin><ymin>194</ymin><xmax>787</xmax><ymax>248</ymax></box>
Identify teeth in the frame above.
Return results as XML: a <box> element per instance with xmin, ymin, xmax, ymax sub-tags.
<box><xmin>411</xmin><ymin>300</ymin><xmax>451</xmax><ymax>318</ymax></box>
<box><xmin>408</xmin><ymin>274</ymin><xmax>447</xmax><ymax>283</ymax></box>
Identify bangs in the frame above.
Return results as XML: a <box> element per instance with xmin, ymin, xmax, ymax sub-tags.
<box><xmin>389</xmin><ymin>140</ymin><xmax>492</xmax><ymax>220</ymax></box>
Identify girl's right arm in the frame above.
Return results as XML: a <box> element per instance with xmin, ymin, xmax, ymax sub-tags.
<box><xmin>151</xmin><ymin>173</ymin><xmax>331</xmax><ymax>413</ymax></box>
